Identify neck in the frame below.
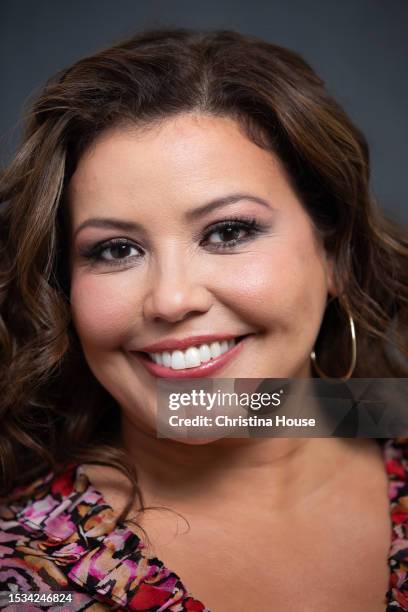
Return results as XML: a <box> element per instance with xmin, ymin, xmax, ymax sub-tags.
<box><xmin>119</xmin><ymin>415</ymin><xmax>356</xmax><ymax>511</ymax></box>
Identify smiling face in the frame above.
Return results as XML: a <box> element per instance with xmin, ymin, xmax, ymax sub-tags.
<box><xmin>67</xmin><ymin>113</ymin><xmax>335</xmax><ymax>432</ymax></box>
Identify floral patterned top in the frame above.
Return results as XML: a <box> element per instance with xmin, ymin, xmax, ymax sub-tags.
<box><xmin>1</xmin><ymin>438</ymin><xmax>408</xmax><ymax>611</ymax></box>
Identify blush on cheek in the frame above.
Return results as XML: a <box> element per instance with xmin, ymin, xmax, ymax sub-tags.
<box><xmin>220</xmin><ymin>254</ymin><xmax>293</xmax><ymax>327</ymax></box>
<box><xmin>70</xmin><ymin>274</ymin><xmax>137</xmax><ymax>348</ymax></box>
<box><xmin>223</xmin><ymin>246</ymin><xmax>327</xmax><ymax>337</ymax></box>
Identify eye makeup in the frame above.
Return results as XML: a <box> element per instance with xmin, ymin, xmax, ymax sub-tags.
<box><xmin>77</xmin><ymin>215</ymin><xmax>271</xmax><ymax>268</ymax></box>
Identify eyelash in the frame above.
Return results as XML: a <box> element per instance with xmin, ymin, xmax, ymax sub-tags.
<box><xmin>81</xmin><ymin>216</ymin><xmax>264</xmax><ymax>268</ymax></box>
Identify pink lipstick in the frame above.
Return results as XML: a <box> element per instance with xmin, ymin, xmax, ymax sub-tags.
<box><xmin>131</xmin><ymin>335</ymin><xmax>250</xmax><ymax>378</ymax></box>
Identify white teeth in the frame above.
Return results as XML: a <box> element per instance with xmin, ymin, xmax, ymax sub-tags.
<box><xmin>147</xmin><ymin>337</ymin><xmax>238</xmax><ymax>370</ymax></box>
<box><xmin>209</xmin><ymin>341</ymin><xmax>221</xmax><ymax>358</ymax></box>
<box><xmin>198</xmin><ymin>344</ymin><xmax>212</xmax><ymax>363</ymax></box>
<box><xmin>184</xmin><ymin>347</ymin><xmax>201</xmax><ymax>368</ymax></box>
<box><xmin>162</xmin><ymin>351</ymin><xmax>172</xmax><ymax>367</ymax></box>
<box><xmin>171</xmin><ymin>350</ymin><xmax>186</xmax><ymax>370</ymax></box>
<box><xmin>220</xmin><ymin>340</ymin><xmax>229</xmax><ymax>353</ymax></box>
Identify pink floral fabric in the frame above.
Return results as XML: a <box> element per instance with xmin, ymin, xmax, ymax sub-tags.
<box><xmin>0</xmin><ymin>464</ymin><xmax>207</xmax><ymax>611</ymax></box>
<box><xmin>385</xmin><ymin>438</ymin><xmax>408</xmax><ymax>610</ymax></box>
<box><xmin>0</xmin><ymin>438</ymin><xmax>408</xmax><ymax>610</ymax></box>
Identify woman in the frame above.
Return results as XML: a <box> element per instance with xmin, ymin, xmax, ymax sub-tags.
<box><xmin>0</xmin><ymin>28</ymin><xmax>407</xmax><ymax>612</ymax></box>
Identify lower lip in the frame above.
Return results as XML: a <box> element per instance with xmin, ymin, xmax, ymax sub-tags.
<box><xmin>131</xmin><ymin>336</ymin><xmax>251</xmax><ymax>378</ymax></box>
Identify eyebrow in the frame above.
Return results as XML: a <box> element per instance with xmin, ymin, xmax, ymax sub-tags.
<box><xmin>73</xmin><ymin>193</ymin><xmax>273</xmax><ymax>239</ymax></box>
<box><xmin>184</xmin><ymin>193</ymin><xmax>272</xmax><ymax>220</ymax></box>
<box><xmin>73</xmin><ymin>218</ymin><xmax>145</xmax><ymax>240</ymax></box>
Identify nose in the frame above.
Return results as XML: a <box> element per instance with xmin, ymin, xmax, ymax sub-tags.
<box><xmin>142</xmin><ymin>251</ymin><xmax>213</xmax><ymax>323</ymax></box>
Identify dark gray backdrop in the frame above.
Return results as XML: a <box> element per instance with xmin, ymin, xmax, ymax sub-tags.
<box><xmin>1</xmin><ymin>0</ymin><xmax>407</xmax><ymax>222</ymax></box>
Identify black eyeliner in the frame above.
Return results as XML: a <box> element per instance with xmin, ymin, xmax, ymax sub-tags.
<box><xmin>79</xmin><ymin>237</ymin><xmax>142</xmax><ymax>265</ymax></box>
<box><xmin>79</xmin><ymin>215</ymin><xmax>268</xmax><ymax>267</ymax></box>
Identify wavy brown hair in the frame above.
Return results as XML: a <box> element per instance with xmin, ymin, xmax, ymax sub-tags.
<box><xmin>1</xmin><ymin>29</ymin><xmax>407</xmax><ymax>513</ymax></box>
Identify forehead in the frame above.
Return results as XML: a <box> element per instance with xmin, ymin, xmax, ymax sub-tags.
<box><xmin>67</xmin><ymin>113</ymin><xmax>293</xmax><ymax>223</ymax></box>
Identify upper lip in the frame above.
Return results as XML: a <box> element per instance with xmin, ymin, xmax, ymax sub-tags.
<box><xmin>135</xmin><ymin>334</ymin><xmax>245</xmax><ymax>353</ymax></box>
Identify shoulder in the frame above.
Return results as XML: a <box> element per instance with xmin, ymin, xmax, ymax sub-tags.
<box><xmin>381</xmin><ymin>438</ymin><xmax>408</xmax><ymax>519</ymax></box>
<box><xmin>0</xmin><ymin>464</ymin><xmax>75</xmax><ymax>533</ymax></box>
<box><xmin>0</xmin><ymin>464</ymin><xmax>208</xmax><ymax>610</ymax></box>
<box><xmin>0</xmin><ymin>463</ymin><xmax>92</xmax><ymax>539</ymax></box>
<box><xmin>382</xmin><ymin>438</ymin><xmax>408</xmax><ymax>609</ymax></box>
<box><xmin>382</xmin><ymin>437</ymin><xmax>408</xmax><ymax>480</ymax></box>
<box><xmin>0</xmin><ymin>464</ymin><xmax>107</xmax><ymax>596</ymax></box>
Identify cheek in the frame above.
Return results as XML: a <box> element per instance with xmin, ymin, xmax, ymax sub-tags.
<box><xmin>70</xmin><ymin>271</ymin><xmax>138</xmax><ymax>348</ymax></box>
<box><xmin>219</xmin><ymin>241</ymin><xmax>328</xmax><ymax>334</ymax></box>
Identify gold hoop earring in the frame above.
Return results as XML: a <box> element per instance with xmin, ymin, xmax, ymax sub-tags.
<box><xmin>310</xmin><ymin>307</ymin><xmax>356</xmax><ymax>381</ymax></box>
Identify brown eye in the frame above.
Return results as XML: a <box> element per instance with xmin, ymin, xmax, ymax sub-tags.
<box><xmin>97</xmin><ymin>240</ymin><xmax>141</xmax><ymax>262</ymax></box>
<box><xmin>207</xmin><ymin>225</ymin><xmax>247</xmax><ymax>244</ymax></box>
<box><xmin>103</xmin><ymin>243</ymin><xmax>135</xmax><ymax>259</ymax></box>
<box><xmin>201</xmin><ymin>219</ymin><xmax>260</xmax><ymax>249</ymax></box>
